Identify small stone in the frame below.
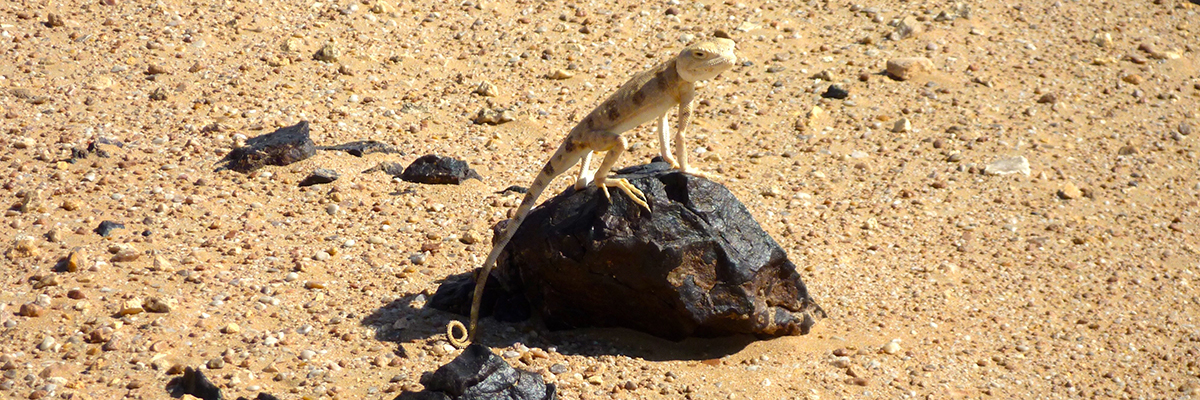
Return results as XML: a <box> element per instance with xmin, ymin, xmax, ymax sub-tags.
<box><xmin>885</xmin><ymin>57</ymin><xmax>935</xmax><ymax>81</ymax></box>
<box><xmin>32</xmin><ymin>275</ymin><xmax>59</xmax><ymax>289</ymax></box>
<box><xmin>459</xmin><ymin>231</ymin><xmax>481</xmax><ymax>245</ymax></box>
<box><xmin>61</xmin><ymin>199</ymin><xmax>81</xmax><ymax>211</ymax></box>
<box><xmin>305</xmin><ymin>281</ymin><xmax>325</xmax><ymax>289</ymax></box>
<box><xmin>1090</xmin><ymin>32</ymin><xmax>1112</xmax><ymax>47</ymax></box>
<box><xmin>45</xmin><ymin>14</ymin><xmax>65</xmax><ymax>28</ymax></box>
<box><xmin>1057</xmin><ymin>183</ymin><xmax>1083</xmax><ymax>200</ymax></box>
<box><xmin>1036</xmin><ymin>93</ymin><xmax>1058</xmax><ymax>104</ymax></box>
<box><xmin>299</xmin><ymin>169</ymin><xmax>339</xmax><ymax>187</ymax></box>
<box><xmin>314</xmin><ymin>251</ymin><xmax>330</xmax><ymax>261</ymax></box>
<box><xmin>1179</xmin><ymin>122</ymin><xmax>1193</xmax><ymax>136</ymax></box>
<box><xmin>67</xmin><ymin>289</ymin><xmax>86</xmax><ymax>299</ymax></box>
<box><xmin>222</xmin><ymin>323</ymin><xmax>241</xmax><ymax>334</ymax></box>
<box><xmin>325</xmin><ymin>204</ymin><xmax>339</xmax><ymax>216</ymax></box>
<box><xmin>370</xmin><ymin>2</ymin><xmax>392</xmax><ymax>13</ymax></box>
<box><xmin>144</xmin><ymin>297</ymin><xmax>173</xmax><ymax>313</ymax></box>
<box><xmin>984</xmin><ymin>156</ymin><xmax>1031</xmax><ymax>176</ymax></box>
<box><xmin>120</xmin><ymin>299</ymin><xmax>144</xmax><ymax>315</ymax></box>
<box><xmin>111</xmin><ymin>244</ymin><xmax>140</xmax><ymax>262</ymax></box>
<box><xmin>894</xmin><ymin>16</ymin><xmax>923</xmax><ymax>40</ymax></box>
<box><xmin>1122</xmin><ymin>74</ymin><xmax>1144</xmax><ymax>85</ymax></box>
<box><xmin>546</xmin><ymin>69</ymin><xmax>574</xmax><ymax>80</ymax></box>
<box><xmin>665</xmin><ymin>7</ymin><xmax>680</xmax><ymax>15</ymax></box>
<box><xmin>299</xmin><ymin>350</ymin><xmax>316</xmax><ymax>361</ymax></box>
<box><xmin>473</xmin><ymin>81</ymin><xmax>498</xmax><ymax>97</ymax></box>
<box><xmin>881</xmin><ymin>340</ymin><xmax>901</xmax><ymax>355</ymax></box>
<box><xmin>13</xmin><ymin>137</ymin><xmax>35</xmax><ymax>149</ymax></box>
<box><xmin>368</xmin><ymin>236</ymin><xmax>386</xmax><ymax>245</ymax></box>
<box><xmin>207</xmin><ymin>358</ymin><xmax>224</xmax><ymax>370</ymax></box>
<box><xmin>314</xmin><ymin>43</ymin><xmax>340</xmax><ymax>62</ymax></box>
<box><xmin>892</xmin><ymin>118</ymin><xmax>912</xmax><ymax>133</ymax></box>
<box><xmin>821</xmin><ymin>84</ymin><xmax>849</xmax><ymax>100</ymax></box>
<box><xmin>94</xmin><ymin>221</ymin><xmax>125</xmax><ymax>237</ymax></box>
<box><xmin>147</xmin><ymin>64</ymin><xmax>169</xmax><ymax>75</ymax></box>
<box><xmin>1117</xmin><ymin>145</ymin><xmax>1138</xmax><ymax>156</ymax></box>
<box><xmin>549</xmin><ymin>363</ymin><xmax>568</xmax><ymax>374</ymax></box>
<box><xmin>152</xmin><ymin>256</ymin><xmax>171</xmax><ymax>271</ymax></box>
<box><xmin>37</xmin><ymin>336</ymin><xmax>55</xmax><ymax>351</ymax></box>
<box><xmin>7</xmin><ymin>235</ymin><xmax>39</xmax><ymax>259</ymax></box>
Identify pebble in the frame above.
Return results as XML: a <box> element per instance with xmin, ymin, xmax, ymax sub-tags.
<box><xmin>314</xmin><ymin>43</ymin><xmax>340</xmax><ymax>62</ymax></box>
<box><xmin>885</xmin><ymin>57</ymin><xmax>934</xmax><ymax>81</ymax></box>
<box><xmin>1122</xmin><ymin>74</ymin><xmax>1143</xmax><ymax>85</ymax></box>
<box><xmin>882</xmin><ymin>340</ymin><xmax>901</xmax><ymax>355</ymax></box>
<box><xmin>325</xmin><ymin>204</ymin><xmax>340</xmax><ymax>215</ymax></box>
<box><xmin>894</xmin><ymin>16</ymin><xmax>923</xmax><ymax>40</ymax></box>
<box><xmin>207</xmin><ymin>358</ymin><xmax>224</xmax><ymax>369</ymax></box>
<box><xmin>549</xmin><ymin>363</ymin><xmax>568</xmax><ymax>374</ymax></box>
<box><xmin>410</xmin><ymin>253</ymin><xmax>427</xmax><ymax>265</ymax></box>
<box><xmin>821</xmin><ymin>84</ymin><xmax>849</xmax><ymax>100</ymax></box>
<box><xmin>546</xmin><ymin>69</ymin><xmax>574</xmax><ymax>80</ymax></box>
<box><xmin>144</xmin><ymin>297</ymin><xmax>173</xmax><ymax>313</ymax></box>
<box><xmin>120</xmin><ymin>299</ymin><xmax>145</xmax><ymax>315</ymax></box>
<box><xmin>892</xmin><ymin>118</ymin><xmax>912</xmax><ymax>133</ymax></box>
<box><xmin>474</xmin><ymin>81</ymin><xmax>498</xmax><ymax>97</ymax></box>
<box><xmin>37</xmin><ymin>336</ymin><xmax>55</xmax><ymax>351</ymax></box>
<box><xmin>984</xmin><ymin>156</ymin><xmax>1030</xmax><ymax>176</ymax></box>
<box><xmin>314</xmin><ymin>251</ymin><xmax>331</xmax><ymax>261</ymax></box>
<box><xmin>1057</xmin><ymin>183</ymin><xmax>1083</xmax><ymax>200</ymax></box>
<box><xmin>299</xmin><ymin>350</ymin><xmax>316</xmax><ymax>360</ymax></box>
<box><xmin>368</xmin><ymin>236</ymin><xmax>386</xmax><ymax>245</ymax></box>
<box><xmin>221</xmin><ymin>323</ymin><xmax>241</xmax><ymax>334</ymax></box>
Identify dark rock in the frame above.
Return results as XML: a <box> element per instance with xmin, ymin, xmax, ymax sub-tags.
<box><xmin>400</xmin><ymin>155</ymin><xmax>482</xmax><ymax>185</ymax></box>
<box><xmin>364</xmin><ymin>161</ymin><xmax>407</xmax><ymax>177</ymax></box>
<box><xmin>167</xmin><ymin>367</ymin><xmax>222</xmax><ymax>400</ymax></box>
<box><xmin>497</xmin><ymin>185</ymin><xmax>528</xmax><ymax>194</ymax></box>
<box><xmin>94</xmin><ymin>221</ymin><xmax>124</xmax><ymax>237</ymax></box>
<box><xmin>394</xmin><ymin>344</ymin><xmax>555</xmax><ymax>400</ymax></box>
<box><xmin>235</xmin><ymin>393</ymin><xmax>281</xmax><ymax>400</ymax></box>
<box><xmin>220</xmin><ymin>121</ymin><xmax>316</xmax><ymax>172</ymax></box>
<box><xmin>431</xmin><ymin>163</ymin><xmax>824</xmax><ymax>340</ymax></box>
<box><xmin>298</xmin><ymin>168</ymin><xmax>339</xmax><ymax>187</ymax></box>
<box><xmin>318</xmin><ymin>140</ymin><xmax>403</xmax><ymax>157</ymax></box>
<box><xmin>821</xmin><ymin>84</ymin><xmax>850</xmax><ymax>100</ymax></box>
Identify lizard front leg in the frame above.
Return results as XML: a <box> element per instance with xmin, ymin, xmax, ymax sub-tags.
<box><xmin>674</xmin><ymin>92</ymin><xmax>721</xmax><ymax>180</ymax></box>
<box><xmin>656</xmin><ymin>114</ymin><xmax>679</xmax><ymax>168</ymax></box>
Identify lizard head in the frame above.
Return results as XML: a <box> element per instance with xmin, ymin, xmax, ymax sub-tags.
<box><xmin>676</xmin><ymin>38</ymin><xmax>738</xmax><ymax>83</ymax></box>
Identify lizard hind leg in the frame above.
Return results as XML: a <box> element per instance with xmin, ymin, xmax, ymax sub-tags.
<box><xmin>573</xmin><ymin>151</ymin><xmax>594</xmax><ymax>190</ymax></box>
<box><xmin>591</xmin><ymin>134</ymin><xmax>650</xmax><ymax>210</ymax></box>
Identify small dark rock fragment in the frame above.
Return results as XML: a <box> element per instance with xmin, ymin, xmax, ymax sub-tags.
<box><xmin>298</xmin><ymin>169</ymin><xmax>339</xmax><ymax>187</ymax></box>
<box><xmin>235</xmin><ymin>394</ymin><xmax>281</xmax><ymax>400</ymax></box>
<box><xmin>318</xmin><ymin>140</ymin><xmax>403</xmax><ymax>157</ymax></box>
<box><xmin>220</xmin><ymin>121</ymin><xmax>316</xmax><ymax>173</ymax></box>
<box><xmin>167</xmin><ymin>367</ymin><xmax>223</xmax><ymax>400</ymax></box>
<box><xmin>497</xmin><ymin>185</ymin><xmax>528</xmax><ymax>194</ymax></box>
<box><xmin>94</xmin><ymin>221</ymin><xmax>125</xmax><ymax>237</ymax></box>
<box><xmin>394</xmin><ymin>344</ymin><xmax>555</xmax><ymax>400</ymax></box>
<box><xmin>45</xmin><ymin>14</ymin><xmax>65</xmax><ymax>28</ymax></box>
<box><xmin>821</xmin><ymin>84</ymin><xmax>850</xmax><ymax>100</ymax></box>
<box><xmin>400</xmin><ymin>155</ymin><xmax>482</xmax><ymax>185</ymax></box>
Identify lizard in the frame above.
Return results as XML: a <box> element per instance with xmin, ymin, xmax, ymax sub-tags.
<box><xmin>447</xmin><ymin>38</ymin><xmax>738</xmax><ymax>347</ymax></box>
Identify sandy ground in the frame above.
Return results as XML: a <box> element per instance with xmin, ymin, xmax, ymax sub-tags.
<box><xmin>1</xmin><ymin>0</ymin><xmax>1199</xmax><ymax>399</ymax></box>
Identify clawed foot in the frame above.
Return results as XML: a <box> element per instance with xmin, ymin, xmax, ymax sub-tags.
<box><xmin>598</xmin><ymin>178</ymin><xmax>650</xmax><ymax>210</ymax></box>
<box><xmin>677</xmin><ymin>167</ymin><xmax>722</xmax><ymax>181</ymax></box>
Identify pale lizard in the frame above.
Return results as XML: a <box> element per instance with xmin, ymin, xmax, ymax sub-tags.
<box><xmin>448</xmin><ymin>38</ymin><xmax>738</xmax><ymax>346</ymax></box>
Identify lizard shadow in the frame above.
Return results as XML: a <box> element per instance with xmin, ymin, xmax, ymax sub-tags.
<box><xmin>360</xmin><ymin>292</ymin><xmax>756</xmax><ymax>362</ymax></box>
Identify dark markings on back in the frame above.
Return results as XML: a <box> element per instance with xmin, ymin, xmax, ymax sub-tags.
<box><xmin>583</xmin><ymin>116</ymin><xmax>596</xmax><ymax>130</ymax></box>
<box><xmin>564</xmin><ymin>140</ymin><xmax>577</xmax><ymax>152</ymax></box>
<box><xmin>606</xmin><ymin>105</ymin><xmax>621</xmax><ymax>121</ymax></box>
<box><xmin>631</xmin><ymin>90</ymin><xmax>646</xmax><ymax>106</ymax></box>
<box><xmin>542</xmin><ymin>162</ymin><xmax>555</xmax><ymax>175</ymax></box>
<box><xmin>655</xmin><ymin>68</ymin><xmax>671</xmax><ymax>91</ymax></box>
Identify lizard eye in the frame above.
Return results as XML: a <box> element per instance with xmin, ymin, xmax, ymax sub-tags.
<box><xmin>692</xmin><ymin>51</ymin><xmax>707</xmax><ymax>58</ymax></box>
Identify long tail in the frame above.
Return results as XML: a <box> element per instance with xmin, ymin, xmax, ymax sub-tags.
<box><xmin>453</xmin><ymin>142</ymin><xmax>579</xmax><ymax>346</ymax></box>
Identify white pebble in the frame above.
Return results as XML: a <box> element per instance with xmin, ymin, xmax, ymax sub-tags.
<box><xmin>299</xmin><ymin>350</ymin><xmax>316</xmax><ymax>360</ymax></box>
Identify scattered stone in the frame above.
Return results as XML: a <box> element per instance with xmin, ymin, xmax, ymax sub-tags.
<box><xmin>800</xmin><ymin>105</ymin><xmax>824</xmax><ymax>133</ymax></box>
<box><xmin>222</xmin><ymin>323</ymin><xmax>241</xmax><ymax>334</ymax></box>
<box><xmin>473</xmin><ymin>108</ymin><xmax>516</xmax><ymax>125</ymax></box>
<box><xmin>1036</xmin><ymin>93</ymin><xmax>1058</xmax><ymax>104</ymax></box>
<box><xmin>147</xmin><ymin>64</ymin><xmax>169</xmax><ymax>75</ymax></box>
<box><xmin>299</xmin><ymin>350</ymin><xmax>316</xmax><ymax>361</ymax></box>
<box><xmin>221</xmin><ymin>121</ymin><xmax>316</xmax><ymax>172</ymax></box>
<box><xmin>207</xmin><ymin>358</ymin><xmax>224</xmax><ymax>370</ymax></box>
<box><xmin>32</xmin><ymin>274</ymin><xmax>59</xmax><ymax>289</ymax></box>
<box><xmin>144</xmin><ymin>297</ymin><xmax>173</xmax><ymax>313</ymax></box>
<box><xmin>474</xmin><ymin>81</ymin><xmax>499</xmax><ymax>97</ymax></box>
<box><xmin>298</xmin><ymin>169</ymin><xmax>339</xmax><ymax>187</ymax></box>
<box><xmin>1117</xmin><ymin>145</ymin><xmax>1138</xmax><ymax>156</ymax></box>
<box><xmin>892</xmin><ymin>118</ymin><xmax>912</xmax><ymax>133</ymax></box>
<box><xmin>94</xmin><ymin>221</ymin><xmax>125</xmax><ymax>237</ymax></box>
<box><xmin>984</xmin><ymin>156</ymin><xmax>1031</xmax><ymax>176</ymax></box>
<box><xmin>821</xmin><ymin>85</ymin><xmax>849</xmax><ymax>100</ymax></box>
<box><xmin>1122</xmin><ymin>74</ymin><xmax>1144</xmax><ymax>85</ymax></box>
<box><xmin>7</xmin><ymin>235</ymin><xmax>40</xmax><ymax>259</ymax></box>
<box><xmin>19</xmin><ymin>189</ymin><xmax>45</xmax><ymax>213</ymax></box>
<box><xmin>881</xmin><ymin>340</ymin><xmax>901</xmax><ymax>355</ymax></box>
<box><xmin>13</xmin><ymin>136</ymin><xmax>36</xmax><ymax>149</ymax></box>
<box><xmin>167</xmin><ymin>367</ymin><xmax>222</xmax><ymax>400</ymax></box>
<box><xmin>45</xmin><ymin>14</ymin><xmax>65</xmax><ymax>28</ymax></box>
<box><xmin>314</xmin><ymin>43</ymin><xmax>340</xmax><ymax>62</ymax></box>
<box><xmin>152</xmin><ymin>256</ymin><xmax>171</xmax><ymax>271</ymax></box>
<box><xmin>894</xmin><ymin>16</ymin><xmax>924</xmax><ymax>40</ymax></box>
<box><xmin>1179</xmin><ymin>122</ymin><xmax>1193</xmax><ymax>136</ymax></box>
<box><xmin>395</xmin><ymin>344</ymin><xmax>556</xmax><ymax>400</ymax></box>
<box><xmin>546</xmin><ymin>69</ymin><xmax>574</xmax><ymax>80</ymax></box>
<box><xmin>1057</xmin><ymin>183</ymin><xmax>1083</xmax><ymax>200</ymax></box>
<box><xmin>400</xmin><ymin>154</ymin><xmax>483</xmax><ymax>185</ymax></box>
<box><xmin>317</xmin><ymin>140</ymin><xmax>402</xmax><ymax>157</ymax></box>
<box><xmin>885</xmin><ymin>57</ymin><xmax>935</xmax><ymax>81</ymax></box>
<box><xmin>19</xmin><ymin>303</ymin><xmax>45</xmax><ymax>317</ymax></box>
<box><xmin>61</xmin><ymin>199</ymin><xmax>81</xmax><ymax>211</ymax></box>
<box><xmin>431</xmin><ymin>163</ymin><xmax>825</xmax><ymax>340</ymax></box>
<box><xmin>1091</xmin><ymin>32</ymin><xmax>1113</xmax><ymax>47</ymax></box>
<box><xmin>111</xmin><ymin>244</ymin><xmax>140</xmax><ymax>262</ymax></box>
<box><xmin>120</xmin><ymin>299</ymin><xmax>145</xmax><ymax>315</ymax></box>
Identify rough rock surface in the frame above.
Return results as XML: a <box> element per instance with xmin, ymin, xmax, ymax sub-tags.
<box><xmin>401</xmin><ymin>154</ymin><xmax>482</xmax><ymax>185</ymax></box>
<box><xmin>167</xmin><ymin>367</ymin><xmax>223</xmax><ymax>400</ymax></box>
<box><xmin>395</xmin><ymin>344</ymin><xmax>556</xmax><ymax>400</ymax></box>
<box><xmin>318</xmin><ymin>140</ymin><xmax>403</xmax><ymax>157</ymax></box>
<box><xmin>433</xmin><ymin>163</ymin><xmax>824</xmax><ymax>340</ymax></box>
<box><xmin>298</xmin><ymin>168</ymin><xmax>339</xmax><ymax>187</ymax></box>
<box><xmin>221</xmin><ymin>121</ymin><xmax>316</xmax><ymax>172</ymax></box>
